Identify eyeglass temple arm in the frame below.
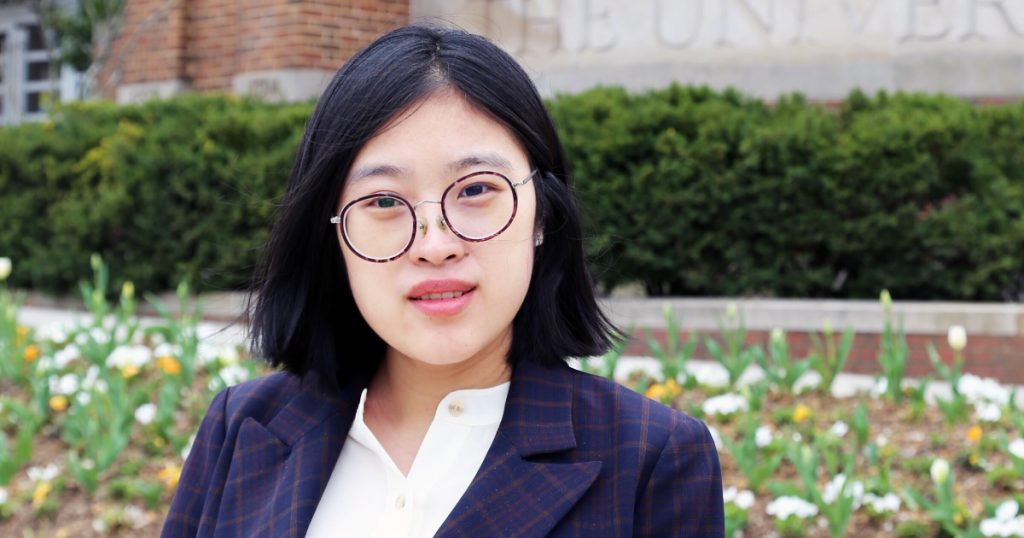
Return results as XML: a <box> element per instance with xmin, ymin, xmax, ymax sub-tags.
<box><xmin>512</xmin><ymin>169</ymin><xmax>540</xmax><ymax>188</ymax></box>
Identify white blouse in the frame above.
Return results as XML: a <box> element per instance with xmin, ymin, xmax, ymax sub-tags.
<box><xmin>305</xmin><ymin>381</ymin><xmax>511</xmax><ymax>538</ymax></box>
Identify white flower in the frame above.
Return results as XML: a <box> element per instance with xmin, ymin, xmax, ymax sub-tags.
<box><xmin>81</xmin><ymin>365</ymin><xmax>100</xmax><ymax>390</ymax></box>
<box><xmin>976</xmin><ymin>401</ymin><xmax>1002</xmax><ymax>423</ymax></box>
<box><xmin>863</xmin><ymin>492</ymin><xmax>901</xmax><ymax>513</ymax></box>
<box><xmin>694</xmin><ymin>367</ymin><xmax>730</xmax><ymax>388</ymax></box>
<box><xmin>76</xmin><ymin>392</ymin><xmax>91</xmax><ymax>406</ymax></box>
<box><xmin>48</xmin><ymin>373</ymin><xmax>79</xmax><ymax>395</ymax></box>
<box><xmin>74</xmin><ymin>332</ymin><xmax>88</xmax><ymax>346</ymax></box>
<box><xmin>105</xmin><ymin>345</ymin><xmax>153</xmax><ymax>369</ymax></box>
<box><xmin>53</xmin><ymin>344</ymin><xmax>81</xmax><ymax>369</ymax></box>
<box><xmin>931</xmin><ymin>458</ymin><xmax>950</xmax><ymax>486</ymax></box>
<box><xmin>1008</xmin><ymin>438</ymin><xmax>1024</xmax><ymax>460</ymax></box>
<box><xmin>38</xmin><ymin>322</ymin><xmax>71</xmax><ymax>344</ymax></box>
<box><xmin>755</xmin><ymin>426</ymin><xmax>773</xmax><ymax>448</ymax></box>
<box><xmin>766</xmin><ymin>496</ymin><xmax>818</xmax><ymax>520</ymax></box>
<box><xmin>0</xmin><ymin>486</ymin><xmax>6</xmax><ymax>505</ymax></box>
<box><xmin>980</xmin><ymin>500</ymin><xmax>1024</xmax><ymax>538</ymax></box>
<box><xmin>723</xmin><ymin>486</ymin><xmax>756</xmax><ymax>510</ymax></box>
<box><xmin>0</xmin><ymin>257</ymin><xmax>11</xmax><ymax>281</ymax></box>
<box><xmin>735</xmin><ymin>490</ymin><xmax>755</xmax><ymax>510</ymax></box>
<box><xmin>876</xmin><ymin>435</ymin><xmax>889</xmax><ymax>447</ymax></box>
<box><xmin>27</xmin><ymin>464</ymin><xmax>59</xmax><ymax>482</ymax></box>
<box><xmin>181</xmin><ymin>433</ymin><xmax>197</xmax><ymax>460</ymax></box>
<box><xmin>996</xmin><ymin>500</ymin><xmax>1020</xmax><ymax>522</ymax></box>
<box><xmin>792</xmin><ymin>432</ymin><xmax>803</xmax><ymax>443</ymax></box>
<box><xmin>707</xmin><ymin>426</ymin><xmax>723</xmax><ymax>451</ymax></box>
<box><xmin>197</xmin><ymin>342</ymin><xmax>219</xmax><ymax>366</ymax></box>
<box><xmin>219</xmin><ymin>365</ymin><xmax>249</xmax><ymax>387</ymax></box>
<box><xmin>821</xmin><ymin>474</ymin><xmax>864</xmax><ymax>509</ymax></box>
<box><xmin>89</xmin><ymin>327</ymin><xmax>110</xmax><ymax>345</ymax></box>
<box><xmin>701</xmin><ymin>393</ymin><xmax>748</xmax><ymax>416</ymax></box>
<box><xmin>150</xmin><ymin>332</ymin><xmax>165</xmax><ymax>346</ymax></box>
<box><xmin>153</xmin><ymin>342</ymin><xmax>183</xmax><ymax>359</ymax></box>
<box><xmin>770</xmin><ymin>328</ymin><xmax>785</xmax><ymax>346</ymax></box>
<box><xmin>958</xmin><ymin>374</ymin><xmax>1011</xmax><ymax>405</ymax></box>
<box><xmin>948</xmin><ymin>325</ymin><xmax>967</xmax><ymax>351</ymax></box>
<box><xmin>830</xmin><ymin>420</ymin><xmax>849</xmax><ymax>438</ymax></box>
<box><xmin>134</xmin><ymin>403</ymin><xmax>157</xmax><ymax>425</ymax></box>
<box><xmin>218</xmin><ymin>346</ymin><xmax>241</xmax><ymax>366</ymax></box>
<box><xmin>872</xmin><ymin>377</ymin><xmax>889</xmax><ymax>397</ymax></box>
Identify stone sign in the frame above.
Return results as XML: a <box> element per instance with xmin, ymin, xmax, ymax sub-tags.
<box><xmin>411</xmin><ymin>0</ymin><xmax>1024</xmax><ymax>99</ymax></box>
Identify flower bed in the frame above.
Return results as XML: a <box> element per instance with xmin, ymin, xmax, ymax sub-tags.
<box><xmin>0</xmin><ymin>256</ymin><xmax>1023</xmax><ymax>537</ymax></box>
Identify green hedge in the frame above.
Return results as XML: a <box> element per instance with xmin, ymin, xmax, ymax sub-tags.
<box><xmin>2</xmin><ymin>87</ymin><xmax>1023</xmax><ymax>300</ymax></box>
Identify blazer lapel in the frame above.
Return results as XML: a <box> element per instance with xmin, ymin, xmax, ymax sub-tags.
<box><xmin>224</xmin><ymin>370</ymin><xmax>369</xmax><ymax>537</ymax></box>
<box><xmin>433</xmin><ymin>361</ymin><xmax>602</xmax><ymax>538</ymax></box>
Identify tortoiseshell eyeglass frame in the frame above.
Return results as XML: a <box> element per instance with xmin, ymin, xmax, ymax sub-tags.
<box><xmin>330</xmin><ymin>169</ymin><xmax>539</xmax><ymax>263</ymax></box>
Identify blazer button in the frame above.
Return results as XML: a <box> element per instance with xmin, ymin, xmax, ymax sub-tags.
<box><xmin>396</xmin><ymin>494</ymin><xmax>406</xmax><ymax>509</ymax></box>
<box><xmin>448</xmin><ymin>401</ymin><xmax>465</xmax><ymax>417</ymax></box>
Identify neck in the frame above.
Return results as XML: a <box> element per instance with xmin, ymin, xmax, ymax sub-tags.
<box><xmin>367</xmin><ymin>328</ymin><xmax>513</xmax><ymax>427</ymax></box>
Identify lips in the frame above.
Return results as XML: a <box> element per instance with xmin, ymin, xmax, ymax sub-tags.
<box><xmin>407</xmin><ymin>279</ymin><xmax>476</xmax><ymax>316</ymax></box>
<box><xmin>407</xmin><ymin>279</ymin><xmax>476</xmax><ymax>300</ymax></box>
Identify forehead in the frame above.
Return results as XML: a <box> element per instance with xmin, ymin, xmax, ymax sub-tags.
<box><xmin>347</xmin><ymin>92</ymin><xmax>529</xmax><ymax>178</ymax></box>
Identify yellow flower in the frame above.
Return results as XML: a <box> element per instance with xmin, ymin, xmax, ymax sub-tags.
<box><xmin>969</xmin><ymin>454</ymin><xmax>979</xmax><ymax>466</ymax></box>
<box><xmin>153</xmin><ymin>436</ymin><xmax>166</xmax><ymax>448</ymax></box>
<box><xmin>24</xmin><ymin>344</ymin><xmax>40</xmax><ymax>361</ymax></box>
<box><xmin>158</xmin><ymin>465</ymin><xmax>182</xmax><ymax>489</ymax></box>
<box><xmin>49</xmin><ymin>395</ymin><xmax>69</xmax><ymax>412</ymax></box>
<box><xmin>156</xmin><ymin>356</ymin><xmax>182</xmax><ymax>375</ymax></box>
<box><xmin>122</xmin><ymin>365</ymin><xmax>140</xmax><ymax>379</ymax></box>
<box><xmin>953</xmin><ymin>512</ymin><xmax>963</xmax><ymax>526</ymax></box>
<box><xmin>966</xmin><ymin>425</ymin><xmax>982</xmax><ymax>443</ymax></box>
<box><xmin>16</xmin><ymin>325</ymin><xmax>29</xmax><ymax>346</ymax></box>
<box><xmin>665</xmin><ymin>378</ymin><xmax>682</xmax><ymax>396</ymax></box>
<box><xmin>122</xmin><ymin>281</ymin><xmax>134</xmax><ymax>300</ymax></box>
<box><xmin>32</xmin><ymin>481</ymin><xmax>52</xmax><ymax>509</ymax></box>
<box><xmin>646</xmin><ymin>383</ymin><xmax>670</xmax><ymax>402</ymax></box>
<box><xmin>793</xmin><ymin>404</ymin><xmax>813</xmax><ymax>424</ymax></box>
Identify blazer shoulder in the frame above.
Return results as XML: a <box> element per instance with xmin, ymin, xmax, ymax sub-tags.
<box><xmin>221</xmin><ymin>370</ymin><xmax>303</xmax><ymax>429</ymax></box>
<box><xmin>569</xmin><ymin>368</ymin><xmax>713</xmax><ymax>464</ymax></box>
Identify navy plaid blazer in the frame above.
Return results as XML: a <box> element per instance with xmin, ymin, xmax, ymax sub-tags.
<box><xmin>161</xmin><ymin>359</ymin><xmax>724</xmax><ymax>537</ymax></box>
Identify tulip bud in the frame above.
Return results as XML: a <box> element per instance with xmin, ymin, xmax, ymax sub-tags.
<box><xmin>122</xmin><ymin>281</ymin><xmax>134</xmax><ymax>300</ymax></box>
<box><xmin>947</xmin><ymin>325</ymin><xmax>967</xmax><ymax>352</ymax></box>
<box><xmin>90</xmin><ymin>253</ymin><xmax>102</xmax><ymax>272</ymax></box>
<box><xmin>0</xmin><ymin>257</ymin><xmax>10</xmax><ymax>281</ymax></box>
<box><xmin>662</xmin><ymin>302</ymin><xmax>672</xmax><ymax>320</ymax></box>
<box><xmin>880</xmin><ymin>290</ymin><xmax>892</xmax><ymax>311</ymax></box>
<box><xmin>822</xmin><ymin>318</ymin><xmax>833</xmax><ymax>336</ymax></box>
<box><xmin>930</xmin><ymin>458</ymin><xmax>950</xmax><ymax>486</ymax></box>
<box><xmin>726</xmin><ymin>302</ymin><xmax>737</xmax><ymax>321</ymax></box>
<box><xmin>770</xmin><ymin>327</ymin><xmax>785</xmax><ymax>346</ymax></box>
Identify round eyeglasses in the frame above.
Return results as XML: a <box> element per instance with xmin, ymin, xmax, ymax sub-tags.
<box><xmin>330</xmin><ymin>169</ymin><xmax>539</xmax><ymax>263</ymax></box>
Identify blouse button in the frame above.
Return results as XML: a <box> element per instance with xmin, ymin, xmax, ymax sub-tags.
<box><xmin>395</xmin><ymin>493</ymin><xmax>406</xmax><ymax>509</ymax></box>
<box><xmin>448</xmin><ymin>400</ymin><xmax>465</xmax><ymax>417</ymax></box>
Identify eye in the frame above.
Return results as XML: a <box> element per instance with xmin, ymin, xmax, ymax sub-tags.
<box><xmin>459</xmin><ymin>183</ymin><xmax>491</xmax><ymax>198</ymax></box>
<box><xmin>373</xmin><ymin>197</ymin><xmax>399</xmax><ymax>208</ymax></box>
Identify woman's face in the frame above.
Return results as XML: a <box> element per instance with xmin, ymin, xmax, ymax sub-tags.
<box><xmin>336</xmin><ymin>91</ymin><xmax>537</xmax><ymax>367</ymax></box>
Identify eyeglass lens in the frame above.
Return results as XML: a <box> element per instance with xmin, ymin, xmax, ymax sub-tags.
<box><xmin>343</xmin><ymin>173</ymin><xmax>516</xmax><ymax>260</ymax></box>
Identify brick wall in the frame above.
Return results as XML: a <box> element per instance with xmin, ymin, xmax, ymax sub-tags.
<box><xmin>100</xmin><ymin>0</ymin><xmax>409</xmax><ymax>99</ymax></box>
<box><xmin>630</xmin><ymin>329</ymin><xmax>1024</xmax><ymax>385</ymax></box>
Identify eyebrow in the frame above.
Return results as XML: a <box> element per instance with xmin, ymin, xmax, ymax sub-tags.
<box><xmin>346</xmin><ymin>152</ymin><xmax>516</xmax><ymax>185</ymax></box>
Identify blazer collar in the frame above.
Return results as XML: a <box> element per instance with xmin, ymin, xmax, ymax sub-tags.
<box><xmin>255</xmin><ymin>360</ymin><xmax>599</xmax><ymax>537</ymax></box>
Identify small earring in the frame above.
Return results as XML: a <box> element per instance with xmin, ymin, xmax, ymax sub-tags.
<box><xmin>534</xmin><ymin>232</ymin><xmax>544</xmax><ymax>247</ymax></box>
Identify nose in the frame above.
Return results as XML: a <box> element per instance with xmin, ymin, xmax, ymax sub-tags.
<box><xmin>408</xmin><ymin>202</ymin><xmax>465</xmax><ymax>265</ymax></box>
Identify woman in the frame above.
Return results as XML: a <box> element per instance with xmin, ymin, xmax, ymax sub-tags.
<box><xmin>162</xmin><ymin>25</ymin><xmax>723</xmax><ymax>538</ymax></box>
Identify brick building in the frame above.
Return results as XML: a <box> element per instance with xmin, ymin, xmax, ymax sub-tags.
<box><xmin>104</xmin><ymin>0</ymin><xmax>409</xmax><ymax>104</ymax></box>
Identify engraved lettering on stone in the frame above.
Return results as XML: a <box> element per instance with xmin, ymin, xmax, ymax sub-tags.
<box><xmin>791</xmin><ymin>0</ymin><xmax>815</xmax><ymax>44</ymax></box>
<box><xmin>522</xmin><ymin>0</ymin><xmax>562</xmax><ymax>54</ymax></box>
<box><xmin>585</xmin><ymin>0</ymin><xmax>618</xmax><ymax>51</ymax></box>
<box><xmin>655</xmin><ymin>0</ymin><xmax>702</xmax><ymax>49</ymax></box>
<box><xmin>902</xmin><ymin>0</ymin><xmax>952</xmax><ymax>42</ymax></box>
<box><xmin>962</xmin><ymin>0</ymin><xmax>1024</xmax><ymax>41</ymax></box>
<box><xmin>839</xmin><ymin>0</ymin><xmax>881</xmax><ymax>33</ymax></box>
<box><xmin>717</xmin><ymin>0</ymin><xmax>774</xmax><ymax>47</ymax></box>
<box><xmin>248</xmin><ymin>78</ymin><xmax>283</xmax><ymax>100</ymax></box>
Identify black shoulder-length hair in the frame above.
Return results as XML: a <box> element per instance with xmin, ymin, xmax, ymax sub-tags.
<box><xmin>243</xmin><ymin>24</ymin><xmax>620</xmax><ymax>394</ymax></box>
